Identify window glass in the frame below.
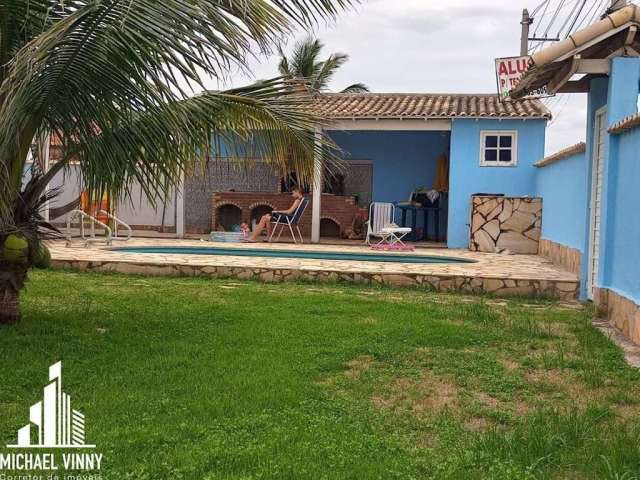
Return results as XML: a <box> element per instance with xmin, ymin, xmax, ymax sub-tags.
<box><xmin>499</xmin><ymin>149</ymin><xmax>512</xmax><ymax>162</ymax></box>
<box><xmin>499</xmin><ymin>136</ymin><xmax>512</xmax><ymax>148</ymax></box>
<box><xmin>485</xmin><ymin>135</ymin><xmax>498</xmax><ymax>148</ymax></box>
<box><xmin>481</xmin><ymin>132</ymin><xmax>516</xmax><ymax>166</ymax></box>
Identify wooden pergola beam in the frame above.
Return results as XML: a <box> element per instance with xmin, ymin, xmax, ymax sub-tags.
<box><xmin>558</xmin><ymin>76</ymin><xmax>592</xmax><ymax>93</ymax></box>
<box><xmin>548</xmin><ymin>55</ymin><xmax>581</xmax><ymax>94</ymax></box>
<box><xmin>576</xmin><ymin>59</ymin><xmax>611</xmax><ymax>74</ymax></box>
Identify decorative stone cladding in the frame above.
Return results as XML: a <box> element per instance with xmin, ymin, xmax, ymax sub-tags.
<box><xmin>51</xmin><ymin>259</ymin><xmax>579</xmax><ymax>300</ymax></box>
<box><xmin>469</xmin><ymin>196</ymin><xmax>542</xmax><ymax>254</ymax></box>
<box><xmin>211</xmin><ymin>192</ymin><xmax>368</xmax><ymax>239</ymax></box>
<box><xmin>593</xmin><ymin>288</ymin><xmax>640</xmax><ymax>345</ymax></box>
<box><xmin>539</xmin><ymin>239</ymin><xmax>582</xmax><ymax>275</ymax></box>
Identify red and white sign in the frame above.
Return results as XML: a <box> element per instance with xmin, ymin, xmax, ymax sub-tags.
<box><xmin>495</xmin><ymin>56</ymin><xmax>549</xmax><ymax>99</ymax></box>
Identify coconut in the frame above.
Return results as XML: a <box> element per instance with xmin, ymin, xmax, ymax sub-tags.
<box><xmin>33</xmin><ymin>243</ymin><xmax>51</xmax><ymax>269</ymax></box>
<box><xmin>2</xmin><ymin>234</ymin><xmax>29</xmax><ymax>264</ymax></box>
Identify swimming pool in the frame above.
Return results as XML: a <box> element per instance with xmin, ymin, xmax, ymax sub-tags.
<box><xmin>111</xmin><ymin>246</ymin><xmax>475</xmax><ymax>265</ymax></box>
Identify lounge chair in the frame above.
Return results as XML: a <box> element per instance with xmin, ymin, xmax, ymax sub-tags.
<box><xmin>365</xmin><ymin>202</ymin><xmax>412</xmax><ymax>247</ymax></box>
<box><xmin>269</xmin><ymin>197</ymin><xmax>309</xmax><ymax>243</ymax></box>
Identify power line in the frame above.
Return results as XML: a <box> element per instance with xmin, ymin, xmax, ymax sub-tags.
<box><xmin>532</xmin><ymin>0</ymin><xmax>553</xmax><ymax>37</ymax></box>
<box><xmin>542</xmin><ymin>0</ymin><xmax>567</xmax><ymax>37</ymax></box>
<box><xmin>572</xmin><ymin>0</ymin><xmax>607</xmax><ymax>32</ymax></box>
<box><xmin>560</xmin><ymin>0</ymin><xmax>587</xmax><ymax>37</ymax></box>
<box><xmin>527</xmin><ymin>0</ymin><xmax>605</xmax><ymax>54</ymax></box>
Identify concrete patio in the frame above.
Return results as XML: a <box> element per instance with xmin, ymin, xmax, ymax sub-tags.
<box><xmin>48</xmin><ymin>239</ymin><xmax>580</xmax><ymax>299</ymax></box>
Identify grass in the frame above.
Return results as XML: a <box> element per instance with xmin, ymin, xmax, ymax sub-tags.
<box><xmin>1</xmin><ymin>270</ymin><xmax>640</xmax><ymax>479</ymax></box>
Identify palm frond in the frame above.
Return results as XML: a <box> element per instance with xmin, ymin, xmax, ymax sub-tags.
<box><xmin>0</xmin><ymin>0</ymin><xmax>357</xmax><ymax>221</ymax></box>
<box><xmin>66</xmin><ymin>78</ymin><xmax>338</xmax><ymax>206</ymax></box>
<box><xmin>312</xmin><ymin>53</ymin><xmax>349</xmax><ymax>92</ymax></box>
<box><xmin>340</xmin><ymin>83</ymin><xmax>370</xmax><ymax>94</ymax></box>
<box><xmin>290</xmin><ymin>37</ymin><xmax>325</xmax><ymax>80</ymax></box>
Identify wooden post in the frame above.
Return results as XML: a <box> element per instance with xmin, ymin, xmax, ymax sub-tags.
<box><xmin>311</xmin><ymin>128</ymin><xmax>322</xmax><ymax>244</ymax></box>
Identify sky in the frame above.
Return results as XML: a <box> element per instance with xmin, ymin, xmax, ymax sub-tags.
<box><xmin>214</xmin><ymin>0</ymin><xmax>596</xmax><ymax>155</ymax></box>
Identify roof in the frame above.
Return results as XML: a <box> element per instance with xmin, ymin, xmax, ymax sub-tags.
<box><xmin>311</xmin><ymin>93</ymin><xmax>551</xmax><ymax>120</ymax></box>
<box><xmin>609</xmin><ymin>111</ymin><xmax>640</xmax><ymax>134</ymax></box>
<box><xmin>535</xmin><ymin>142</ymin><xmax>586</xmax><ymax>167</ymax></box>
<box><xmin>511</xmin><ymin>4</ymin><xmax>640</xmax><ymax>99</ymax></box>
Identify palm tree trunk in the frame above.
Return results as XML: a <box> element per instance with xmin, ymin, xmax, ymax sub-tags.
<box><xmin>0</xmin><ymin>260</ymin><xmax>27</xmax><ymax>325</ymax></box>
<box><xmin>0</xmin><ymin>285</ymin><xmax>21</xmax><ymax>324</ymax></box>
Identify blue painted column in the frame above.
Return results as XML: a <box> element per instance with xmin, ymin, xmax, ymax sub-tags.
<box><xmin>579</xmin><ymin>77</ymin><xmax>608</xmax><ymax>300</ymax></box>
<box><xmin>606</xmin><ymin>57</ymin><xmax>640</xmax><ymax>125</ymax></box>
<box><xmin>601</xmin><ymin>57</ymin><xmax>640</xmax><ymax>287</ymax></box>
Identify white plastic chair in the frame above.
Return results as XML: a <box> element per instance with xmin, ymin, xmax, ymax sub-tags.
<box><xmin>365</xmin><ymin>202</ymin><xmax>412</xmax><ymax>246</ymax></box>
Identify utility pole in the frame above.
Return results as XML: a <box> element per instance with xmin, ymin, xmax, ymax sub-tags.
<box><xmin>520</xmin><ymin>9</ymin><xmax>533</xmax><ymax>56</ymax></box>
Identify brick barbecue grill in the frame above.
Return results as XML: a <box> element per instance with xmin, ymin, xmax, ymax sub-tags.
<box><xmin>210</xmin><ymin>192</ymin><xmax>367</xmax><ymax>240</ymax></box>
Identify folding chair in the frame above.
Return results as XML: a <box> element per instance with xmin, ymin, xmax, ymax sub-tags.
<box><xmin>365</xmin><ymin>202</ymin><xmax>412</xmax><ymax>247</ymax></box>
<box><xmin>268</xmin><ymin>197</ymin><xmax>309</xmax><ymax>243</ymax></box>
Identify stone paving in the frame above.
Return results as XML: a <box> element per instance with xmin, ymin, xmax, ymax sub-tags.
<box><xmin>48</xmin><ymin>238</ymin><xmax>580</xmax><ymax>299</ymax></box>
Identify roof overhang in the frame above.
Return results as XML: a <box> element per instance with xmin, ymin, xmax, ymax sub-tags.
<box><xmin>511</xmin><ymin>4</ymin><xmax>640</xmax><ymax>99</ymax></box>
<box><xmin>326</xmin><ymin>118</ymin><xmax>452</xmax><ymax>131</ymax></box>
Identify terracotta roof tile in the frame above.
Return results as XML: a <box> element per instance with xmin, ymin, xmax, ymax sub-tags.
<box><xmin>609</xmin><ymin>112</ymin><xmax>640</xmax><ymax>134</ymax></box>
<box><xmin>312</xmin><ymin>93</ymin><xmax>551</xmax><ymax>120</ymax></box>
<box><xmin>535</xmin><ymin>142</ymin><xmax>586</xmax><ymax>167</ymax></box>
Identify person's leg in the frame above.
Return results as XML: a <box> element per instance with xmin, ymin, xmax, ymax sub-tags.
<box><xmin>248</xmin><ymin>214</ymin><xmax>271</xmax><ymax>241</ymax></box>
<box><xmin>266</xmin><ymin>214</ymin><xmax>274</xmax><ymax>239</ymax></box>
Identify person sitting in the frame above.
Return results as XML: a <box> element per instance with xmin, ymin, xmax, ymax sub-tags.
<box><xmin>246</xmin><ymin>187</ymin><xmax>304</xmax><ymax>242</ymax></box>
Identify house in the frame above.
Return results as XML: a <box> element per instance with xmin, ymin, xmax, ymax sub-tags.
<box><xmin>157</xmin><ymin>93</ymin><xmax>550</xmax><ymax>247</ymax></box>
<box><xmin>512</xmin><ymin>3</ymin><xmax>640</xmax><ymax>343</ymax></box>
<box><xmin>46</xmin><ymin>93</ymin><xmax>550</xmax><ymax>249</ymax></box>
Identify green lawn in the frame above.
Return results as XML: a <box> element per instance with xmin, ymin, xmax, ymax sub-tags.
<box><xmin>1</xmin><ymin>271</ymin><xmax>640</xmax><ymax>479</ymax></box>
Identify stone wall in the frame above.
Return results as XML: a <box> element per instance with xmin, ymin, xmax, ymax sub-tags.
<box><xmin>469</xmin><ymin>196</ymin><xmax>542</xmax><ymax>254</ymax></box>
<box><xmin>539</xmin><ymin>239</ymin><xmax>582</xmax><ymax>275</ymax></box>
<box><xmin>51</xmin><ymin>258</ymin><xmax>579</xmax><ymax>300</ymax></box>
<box><xmin>594</xmin><ymin>288</ymin><xmax>640</xmax><ymax>345</ymax></box>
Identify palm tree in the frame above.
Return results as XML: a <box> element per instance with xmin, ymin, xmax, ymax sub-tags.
<box><xmin>278</xmin><ymin>37</ymin><xmax>369</xmax><ymax>94</ymax></box>
<box><xmin>0</xmin><ymin>0</ymin><xmax>355</xmax><ymax>324</ymax></box>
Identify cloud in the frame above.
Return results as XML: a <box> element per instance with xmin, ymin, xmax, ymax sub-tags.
<box><xmin>217</xmin><ymin>0</ymin><xmax>587</xmax><ymax>154</ymax></box>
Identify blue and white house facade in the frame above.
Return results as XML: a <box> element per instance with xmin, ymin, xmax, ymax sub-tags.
<box><xmin>514</xmin><ymin>3</ymin><xmax>640</xmax><ymax>343</ymax></box>
<box><xmin>310</xmin><ymin>93</ymin><xmax>549</xmax><ymax>247</ymax></box>
<box><xmin>45</xmin><ymin>93</ymin><xmax>551</xmax><ymax>248</ymax></box>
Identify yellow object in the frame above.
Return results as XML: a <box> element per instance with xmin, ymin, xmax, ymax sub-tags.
<box><xmin>81</xmin><ymin>191</ymin><xmax>110</xmax><ymax>224</ymax></box>
<box><xmin>432</xmin><ymin>153</ymin><xmax>449</xmax><ymax>192</ymax></box>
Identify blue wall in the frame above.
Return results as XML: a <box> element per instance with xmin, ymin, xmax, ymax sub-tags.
<box><xmin>598</xmin><ymin>58</ymin><xmax>640</xmax><ymax>303</ymax></box>
<box><xmin>578</xmin><ymin>57</ymin><xmax>640</xmax><ymax>301</ymax></box>
<box><xmin>579</xmin><ymin>76</ymin><xmax>609</xmax><ymax>298</ymax></box>
<box><xmin>448</xmin><ymin>119</ymin><xmax>547</xmax><ymax>248</ymax></box>
<box><xmin>328</xmin><ymin>130</ymin><xmax>450</xmax><ymax>203</ymax></box>
<box><xmin>606</xmin><ymin>127</ymin><xmax>640</xmax><ymax>303</ymax></box>
<box><xmin>534</xmin><ymin>150</ymin><xmax>587</xmax><ymax>251</ymax></box>
<box><xmin>328</xmin><ymin>130</ymin><xmax>450</xmax><ymax>237</ymax></box>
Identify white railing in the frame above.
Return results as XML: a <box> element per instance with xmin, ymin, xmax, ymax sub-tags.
<box><xmin>65</xmin><ymin>210</ymin><xmax>112</xmax><ymax>247</ymax></box>
<box><xmin>97</xmin><ymin>210</ymin><xmax>132</xmax><ymax>242</ymax></box>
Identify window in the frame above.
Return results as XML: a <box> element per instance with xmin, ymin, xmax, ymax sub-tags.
<box><xmin>480</xmin><ymin>131</ymin><xmax>517</xmax><ymax>167</ymax></box>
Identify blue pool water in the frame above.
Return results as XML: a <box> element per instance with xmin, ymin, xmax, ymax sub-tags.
<box><xmin>112</xmin><ymin>246</ymin><xmax>475</xmax><ymax>265</ymax></box>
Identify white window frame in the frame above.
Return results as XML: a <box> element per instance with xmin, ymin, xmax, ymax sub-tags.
<box><xmin>479</xmin><ymin>130</ymin><xmax>518</xmax><ymax>167</ymax></box>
